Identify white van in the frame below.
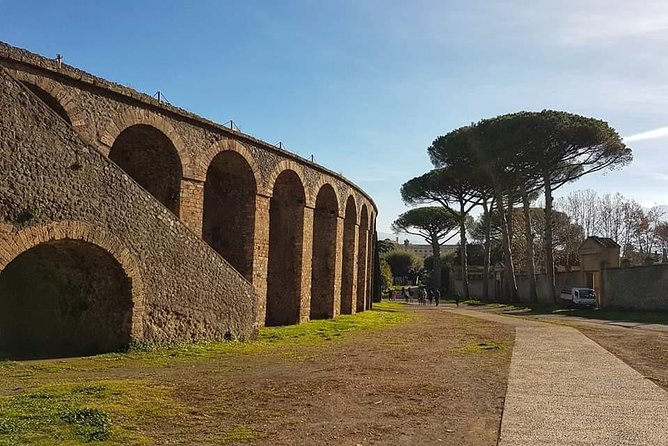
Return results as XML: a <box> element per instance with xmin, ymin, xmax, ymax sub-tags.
<box><xmin>559</xmin><ymin>287</ymin><xmax>597</xmax><ymax>308</ymax></box>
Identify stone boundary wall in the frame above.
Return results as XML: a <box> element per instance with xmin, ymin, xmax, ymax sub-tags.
<box><xmin>453</xmin><ymin>271</ymin><xmax>582</xmax><ymax>304</ymax></box>
<box><xmin>601</xmin><ymin>264</ymin><xmax>668</xmax><ymax>311</ymax></box>
<box><xmin>0</xmin><ymin>68</ymin><xmax>257</xmax><ymax>342</ymax></box>
<box><xmin>455</xmin><ymin>267</ymin><xmax>668</xmax><ymax>312</ymax></box>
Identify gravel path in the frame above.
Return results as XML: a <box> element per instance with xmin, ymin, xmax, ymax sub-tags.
<box><xmin>448</xmin><ymin>309</ymin><xmax>668</xmax><ymax>446</ymax></box>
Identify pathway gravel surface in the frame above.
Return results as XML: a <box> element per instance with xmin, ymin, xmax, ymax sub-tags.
<box><xmin>448</xmin><ymin>309</ymin><xmax>668</xmax><ymax>446</ymax></box>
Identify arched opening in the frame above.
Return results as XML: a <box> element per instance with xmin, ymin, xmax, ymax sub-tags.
<box><xmin>356</xmin><ymin>205</ymin><xmax>369</xmax><ymax>313</ymax></box>
<box><xmin>109</xmin><ymin>124</ymin><xmax>182</xmax><ymax>215</ymax></box>
<box><xmin>202</xmin><ymin>151</ymin><xmax>257</xmax><ymax>280</ymax></box>
<box><xmin>340</xmin><ymin>197</ymin><xmax>357</xmax><ymax>314</ymax></box>
<box><xmin>266</xmin><ymin>170</ymin><xmax>305</xmax><ymax>326</ymax></box>
<box><xmin>310</xmin><ymin>185</ymin><xmax>339</xmax><ymax>320</ymax></box>
<box><xmin>0</xmin><ymin>240</ymin><xmax>134</xmax><ymax>359</ymax></box>
<box><xmin>21</xmin><ymin>82</ymin><xmax>72</xmax><ymax>125</ymax></box>
<box><xmin>367</xmin><ymin>221</ymin><xmax>376</xmax><ymax>309</ymax></box>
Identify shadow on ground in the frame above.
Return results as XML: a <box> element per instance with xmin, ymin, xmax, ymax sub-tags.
<box><xmin>475</xmin><ymin>303</ymin><xmax>667</xmax><ymax>325</ymax></box>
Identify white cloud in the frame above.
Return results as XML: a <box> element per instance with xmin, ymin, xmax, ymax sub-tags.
<box><xmin>551</xmin><ymin>0</ymin><xmax>668</xmax><ymax>46</ymax></box>
<box><xmin>624</xmin><ymin>126</ymin><xmax>668</xmax><ymax>142</ymax></box>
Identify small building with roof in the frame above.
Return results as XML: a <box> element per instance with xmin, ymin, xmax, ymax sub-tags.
<box><xmin>578</xmin><ymin>236</ymin><xmax>621</xmax><ymax>302</ymax></box>
<box><xmin>579</xmin><ymin>236</ymin><xmax>621</xmax><ymax>272</ymax></box>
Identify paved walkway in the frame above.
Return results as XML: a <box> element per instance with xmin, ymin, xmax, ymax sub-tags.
<box><xmin>448</xmin><ymin>309</ymin><xmax>668</xmax><ymax>446</ymax></box>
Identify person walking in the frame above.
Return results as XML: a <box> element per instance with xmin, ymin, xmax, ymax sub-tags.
<box><xmin>434</xmin><ymin>289</ymin><xmax>440</xmax><ymax>306</ymax></box>
<box><xmin>427</xmin><ymin>288</ymin><xmax>433</xmax><ymax>305</ymax></box>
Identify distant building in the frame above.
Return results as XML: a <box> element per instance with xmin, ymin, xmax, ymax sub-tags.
<box><xmin>387</xmin><ymin>237</ymin><xmax>458</xmax><ymax>259</ymax></box>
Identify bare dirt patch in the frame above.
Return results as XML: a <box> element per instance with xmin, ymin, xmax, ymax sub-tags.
<box><xmin>0</xmin><ymin>303</ymin><xmax>514</xmax><ymax>445</ymax></box>
<box><xmin>576</xmin><ymin>325</ymin><xmax>668</xmax><ymax>391</ymax></box>
<box><xmin>157</xmin><ymin>307</ymin><xmax>513</xmax><ymax>445</ymax></box>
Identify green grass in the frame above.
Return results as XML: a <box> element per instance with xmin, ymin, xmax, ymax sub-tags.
<box><xmin>259</xmin><ymin>301</ymin><xmax>409</xmax><ymax>344</ymax></box>
<box><xmin>0</xmin><ymin>380</ymin><xmax>182</xmax><ymax>445</ymax></box>
<box><xmin>117</xmin><ymin>301</ymin><xmax>409</xmax><ymax>363</ymax></box>
<box><xmin>0</xmin><ymin>303</ymin><xmax>410</xmax><ymax>445</ymax></box>
<box><xmin>218</xmin><ymin>426</ymin><xmax>257</xmax><ymax>444</ymax></box>
<box><xmin>0</xmin><ymin>302</ymin><xmax>410</xmax><ymax>375</ymax></box>
<box><xmin>452</xmin><ymin>341</ymin><xmax>502</xmax><ymax>355</ymax></box>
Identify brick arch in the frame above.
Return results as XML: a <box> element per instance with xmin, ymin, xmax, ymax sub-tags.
<box><xmin>98</xmin><ymin>109</ymin><xmax>192</xmax><ymax>177</ymax></box>
<box><xmin>356</xmin><ymin>204</ymin><xmax>370</xmax><ymax>313</ymax></box>
<box><xmin>311</xmin><ymin>181</ymin><xmax>340</xmax><ymax>215</ymax></box>
<box><xmin>263</xmin><ymin>160</ymin><xmax>309</xmax><ymax>203</ymax></box>
<box><xmin>307</xmin><ymin>178</ymin><xmax>341</xmax><ymax>212</ymax></box>
<box><xmin>343</xmin><ymin>189</ymin><xmax>362</xmax><ymax>224</ymax></box>
<box><xmin>340</xmin><ymin>193</ymin><xmax>359</xmax><ymax>315</ymax></box>
<box><xmin>0</xmin><ymin>221</ymin><xmax>145</xmax><ymax>340</ymax></box>
<box><xmin>368</xmin><ymin>210</ymin><xmax>376</xmax><ymax>231</ymax></box>
<box><xmin>201</xmin><ymin>139</ymin><xmax>259</xmax><ymax>281</ymax></box>
<box><xmin>359</xmin><ymin>200</ymin><xmax>374</xmax><ymax>230</ymax></box>
<box><xmin>197</xmin><ymin>139</ymin><xmax>261</xmax><ymax>184</ymax></box>
<box><xmin>343</xmin><ymin>193</ymin><xmax>358</xmax><ymax>219</ymax></box>
<box><xmin>10</xmin><ymin>71</ymin><xmax>89</xmax><ymax>138</ymax></box>
<box><xmin>310</xmin><ymin>182</ymin><xmax>340</xmax><ymax>320</ymax></box>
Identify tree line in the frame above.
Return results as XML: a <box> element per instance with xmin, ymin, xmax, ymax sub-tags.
<box><xmin>555</xmin><ymin>190</ymin><xmax>667</xmax><ymax>265</ymax></box>
<box><xmin>393</xmin><ymin>110</ymin><xmax>632</xmax><ymax>303</ymax></box>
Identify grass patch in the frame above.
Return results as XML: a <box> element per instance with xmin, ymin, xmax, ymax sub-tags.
<box><xmin>483</xmin><ymin>302</ymin><xmax>668</xmax><ymax>325</ymax></box>
<box><xmin>218</xmin><ymin>426</ymin><xmax>257</xmax><ymax>444</ymax></box>
<box><xmin>452</xmin><ymin>341</ymin><xmax>502</xmax><ymax>354</ymax></box>
<box><xmin>0</xmin><ymin>303</ymin><xmax>411</xmax><ymax>444</ymax></box>
<box><xmin>0</xmin><ymin>302</ymin><xmax>411</xmax><ymax>375</ymax></box>
<box><xmin>61</xmin><ymin>407</ymin><xmax>111</xmax><ymax>442</ymax></box>
<box><xmin>259</xmin><ymin>301</ymin><xmax>409</xmax><ymax>344</ymax></box>
<box><xmin>0</xmin><ymin>380</ymin><xmax>183</xmax><ymax>445</ymax></box>
<box><xmin>102</xmin><ymin>301</ymin><xmax>410</xmax><ymax>364</ymax></box>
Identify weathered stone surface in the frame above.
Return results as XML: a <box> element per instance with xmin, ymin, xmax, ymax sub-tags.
<box><xmin>0</xmin><ymin>40</ymin><xmax>378</xmax><ymax>349</ymax></box>
<box><xmin>0</xmin><ymin>68</ymin><xmax>257</xmax><ymax>346</ymax></box>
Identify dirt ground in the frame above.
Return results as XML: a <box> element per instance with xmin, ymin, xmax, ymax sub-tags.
<box><xmin>0</xmin><ymin>304</ymin><xmax>515</xmax><ymax>445</ymax></box>
<box><xmin>574</xmin><ymin>325</ymin><xmax>668</xmax><ymax>391</ymax></box>
<box><xmin>146</xmin><ymin>306</ymin><xmax>514</xmax><ymax>445</ymax></box>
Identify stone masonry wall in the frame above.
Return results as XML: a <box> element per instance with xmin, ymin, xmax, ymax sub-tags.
<box><xmin>0</xmin><ymin>42</ymin><xmax>376</xmax><ymax>217</ymax></box>
<box><xmin>0</xmin><ymin>41</ymin><xmax>378</xmax><ymax>327</ymax></box>
<box><xmin>0</xmin><ymin>68</ymin><xmax>257</xmax><ymax>343</ymax></box>
<box><xmin>601</xmin><ymin>265</ymin><xmax>668</xmax><ymax>311</ymax></box>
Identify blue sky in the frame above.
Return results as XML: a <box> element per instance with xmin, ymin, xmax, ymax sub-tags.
<box><xmin>2</xmin><ymin>0</ymin><xmax>667</xmax><ymax>236</ymax></box>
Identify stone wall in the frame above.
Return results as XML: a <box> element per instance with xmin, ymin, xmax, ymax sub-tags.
<box><xmin>0</xmin><ymin>68</ymin><xmax>257</xmax><ymax>352</ymax></box>
<box><xmin>455</xmin><ymin>266</ymin><xmax>668</xmax><ymax>312</ymax></box>
<box><xmin>0</xmin><ymin>41</ymin><xmax>378</xmax><ymax>327</ymax></box>
<box><xmin>455</xmin><ymin>271</ymin><xmax>583</xmax><ymax>304</ymax></box>
<box><xmin>601</xmin><ymin>265</ymin><xmax>668</xmax><ymax>311</ymax></box>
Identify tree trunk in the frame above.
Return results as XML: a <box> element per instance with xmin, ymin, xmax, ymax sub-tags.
<box><xmin>506</xmin><ymin>192</ymin><xmax>517</xmax><ymax>302</ymax></box>
<box><xmin>459</xmin><ymin>201</ymin><xmax>470</xmax><ymax>301</ymax></box>
<box><xmin>521</xmin><ymin>187</ymin><xmax>538</xmax><ymax>303</ymax></box>
<box><xmin>543</xmin><ymin>173</ymin><xmax>557</xmax><ymax>303</ymax></box>
<box><xmin>430</xmin><ymin>240</ymin><xmax>442</xmax><ymax>294</ymax></box>
<box><xmin>482</xmin><ymin>199</ymin><xmax>491</xmax><ymax>301</ymax></box>
<box><xmin>494</xmin><ymin>192</ymin><xmax>518</xmax><ymax>302</ymax></box>
<box><xmin>507</xmin><ymin>191</ymin><xmax>514</xmax><ymax>247</ymax></box>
